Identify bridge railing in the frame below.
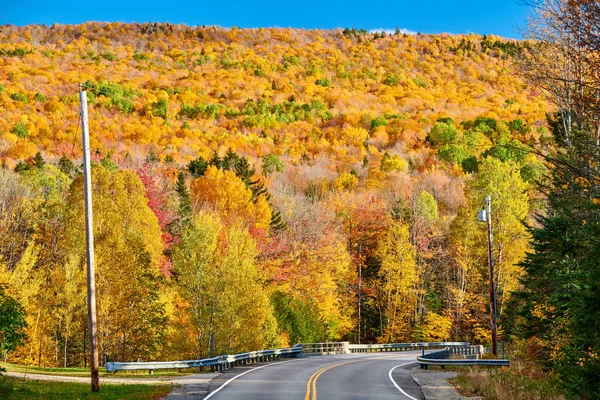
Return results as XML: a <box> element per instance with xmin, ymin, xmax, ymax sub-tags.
<box><xmin>300</xmin><ymin>342</ymin><xmax>349</xmax><ymax>355</ymax></box>
<box><xmin>348</xmin><ymin>342</ymin><xmax>469</xmax><ymax>354</ymax></box>
<box><xmin>106</xmin><ymin>341</ymin><xmax>503</xmax><ymax>374</ymax></box>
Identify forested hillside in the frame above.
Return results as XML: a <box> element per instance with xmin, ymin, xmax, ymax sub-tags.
<box><xmin>0</xmin><ymin>23</ymin><xmax>549</xmax><ymax>367</ymax></box>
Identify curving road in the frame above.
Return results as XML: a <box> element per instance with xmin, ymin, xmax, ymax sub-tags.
<box><xmin>204</xmin><ymin>351</ymin><xmax>425</xmax><ymax>400</ymax></box>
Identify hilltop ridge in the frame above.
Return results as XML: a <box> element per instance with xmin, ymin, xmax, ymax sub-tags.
<box><xmin>0</xmin><ymin>23</ymin><xmax>547</xmax><ymax>165</ymax></box>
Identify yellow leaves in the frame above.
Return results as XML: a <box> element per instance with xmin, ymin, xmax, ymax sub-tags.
<box><xmin>67</xmin><ymin>166</ymin><xmax>164</xmax><ymax>268</ymax></box>
<box><xmin>0</xmin><ymin>25</ymin><xmax>549</xmax><ymax>168</ymax></box>
<box><xmin>191</xmin><ymin>166</ymin><xmax>251</xmax><ymax>217</ymax></box>
<box><xmin>376</xmin><ymin>218</ymin><xmax>419</xmax><ymax>341</ymax></box>
<box><xmin>472</xmin><ymin>324</ymin><xmax>492</xmax><ymax>344</ymax></box>
<box><xmin>253</xmin><ymin>194</ymin><xmax>272</xmax><ymax>230</ymax></box>
<box><xmin>279</xmin><ymin>232</ymin><xmax>355</xmax><ymax>341</ymax></box>
<box><xmin>531</xmin><ymin>302</ymin><xmax>555</xmax><ymax>320</ymax></box>
<box><xmin>576</xmin><ymin>348</ymin><xmax>600</xmax><ymax>366</ymax></box>
<box><xmin>381</xmin><ymin>154</ymin><xmax>408</xmax><ymax>172</ymax></box>
<box><xmin>190</xmin><ymin>166</ymin><xmax>271</xmax><ymax>229</ymax></box>
<box><xmin>333</xmin><ymin>172</ymin><xmax>358</xmax><ymax>191</ymax></box>
<box><xmin>340</xmin><ymin>126</ymin><xmax>368</xmax><ymax>147</ymax></box>
<box><xmin>172</xmin><ymin>209</ymin><xmax>280</xmax><ymax>353</ymax></box>
<box><xmin>370</xmin><ymin>126</ymin><xmax>389</xmax><ymax>149</ymax></box>
<box><xmin>419</xmin><ymin>312</ymin><xmax>453</xmax><ymax>341</ymax></box>
<box><xmin>365</xmin><ymin>167</ymin><xmax>384</xmax><ymax>189</ymax></box>
<box><xmin>575</xmin><ymin>176</ymin><xmax>590</xmax><ymax>188</ymax></box>
<box><xmin>6</xmin><ymin>140</ymin><xmax>38</xmax><ymax>160</ymax></box>
<box><xmin>0</xmin><ymin>242</ymin><xmax>43</xmax><ymax>308</ymax></box>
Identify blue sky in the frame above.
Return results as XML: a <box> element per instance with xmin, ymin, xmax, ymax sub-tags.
<box><xmin>1</xmin><ymin>0</ymin><xmax>529</xmax><ymax>38</ymax></box>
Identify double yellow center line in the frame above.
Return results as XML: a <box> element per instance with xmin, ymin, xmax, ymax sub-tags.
<box><xmin>304</xmin><ymin>360</ymin><xmax>356</xmax><ymax>400</ymax></box>
<box><xmin>304</xmin><ymin>356</ymin><xmax>400</xmax><ymax>400</ymax></box>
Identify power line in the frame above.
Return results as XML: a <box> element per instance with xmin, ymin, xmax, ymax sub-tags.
<box><xmin>0</xmin><ymin>13</ymin><xmax>13</xmax><ymax>25</ymax></box>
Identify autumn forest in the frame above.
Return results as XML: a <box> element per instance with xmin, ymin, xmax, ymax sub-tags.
<box><xmin>0</xmin><ymin>19</ymin><xmax>581</xmax><ymax>388</ymax></box>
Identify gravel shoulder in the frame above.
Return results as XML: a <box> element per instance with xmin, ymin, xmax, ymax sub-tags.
<box><xmin>4</xmin><ymin>371</ymin><xmax>219</xmax><ymax>386</ymax></box>
<box><xmin>411</xmin><ymin>368</ymin><xmax>482</xmax><ymax>400</ymax></box>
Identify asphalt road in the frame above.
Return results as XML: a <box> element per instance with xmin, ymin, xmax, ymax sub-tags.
<box><xmin>204</xmin><ymin>351</ymin><xmax>425</xmax><ymax>400</ymax></box>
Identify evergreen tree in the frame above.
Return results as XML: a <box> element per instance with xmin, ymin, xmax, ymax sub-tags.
<box><xmin>175</xmin><ymin>172</ymin><xmax>192</xmax><ymax>227</ymax></box>
<box><xmin>187</xmin><ymin>156</ymin><xmax>208</xmax><ymax>177</ymax></box>
<box><xmin>222</xmin><ymin>148</ymin><xmax>239</xmax><ymax>171</ymax></box>
<box><xmin>511</xmin><ymin>112</ymin><xmax>600</xmax><ymax>398</ymax></box>
<box><xmin>208</xmin><ymin>151</ymin><xmax>222</xmax><ymax>169</ymax></box>
<box><xmin>33</xmin><ymin>152</ymin><xmax>45</xmax><ymax>169</ymax></box>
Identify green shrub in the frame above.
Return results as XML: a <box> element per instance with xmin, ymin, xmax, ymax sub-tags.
<box><xmin>100</xmin><ymin>52</ymin><xmax>116</xmax><ymax>61</ymax></box>
<box><xmin>133</xmin><ymin>50</ymin><xmax>149</xmax><ymax>61</ymax></box>
<box><xmin>383</xmin><ymin>74</ymin><xmax>399</xmax><ymax>86</ymax></box>
<box><xmin>11</xmin><ymin>122</ymin><xmax>27</xmax><ymax>138</ymax></box>
<box><xmin>429</xmin><ymin>121</ymin><xmax>459</xmax><ymax>146</ymax></box>
<box><xmin>10</xmin><ymin>93</ymin><xmax>28</xmax><ymax>104</ymax></box>
<box><xmin>438</xmin><ymin>144</ymin><xmax>468</xmax><ymax>163</ymax></box>
<box><xmin>33</xmin><ymin>93</ymin><xmax>46</xmax><ymax>103</ymax></box>
<box><xmin>315</xmin><ymin>78</ymin><xmax>331</xmax><ymax>87</ymax></box>
<box><xmin>371</xmin><ymin>116</ymin><xmax>388</xmax><ymax>129</ymax></box>
<box><xmin>151</xmin><ymin>99</ymin><xmax>168</xmax><ymax>119</ymax></box>
<box><xmin>412</xmin><ymin>77</ymin><xmax>428</xmax><ymax>88</ymax></box>
<box><xmin>461</xmin><ymin>156</ymin><xmax>479</xmax><ymax>173</ymax></box>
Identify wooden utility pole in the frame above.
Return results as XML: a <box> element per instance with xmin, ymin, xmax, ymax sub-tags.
<box><xmin>79</xmin><ymin>84</ymin><xmax>100</xmax><ymax>391</ymax></box>
<box><xmin>357</xmin><ymin>241</ymin><xmax>362</xmax><ymax>344</ymax></box>
<box><xmin>485</xmin><ymin>196</ymin><xmax>498</xmax><ymax>356</ymax></box>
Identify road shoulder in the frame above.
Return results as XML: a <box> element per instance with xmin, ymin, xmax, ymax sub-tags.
<box><xmin>4</xmin><ymin>371</ymin><xmax>218</xmax><ymax>387</ymax></box>
<box><xmin>411</xmin><ymin>368</ymin><xmax>482</xmax><ymax>400</ymax></box>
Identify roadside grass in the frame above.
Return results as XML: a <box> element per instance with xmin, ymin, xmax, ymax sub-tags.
<box><xmin>1</xmin><ymin>362</ymin><xmax>193</xmax><ymax>378</ymax></box>
<box><xmin>450</xmin><ymin>360</ymin><xmax>566</xmax><ymax>400</ymax></box>
<box><xmin>0</xmin><ymin>376</ymin><xmax>172</xmax><ymax>400</ymax></box>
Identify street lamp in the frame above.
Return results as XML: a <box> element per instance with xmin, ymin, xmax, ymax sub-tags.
<box><xmin>478</xmin><ymin>195</ymin><xmax>498</xmax><ymax>356</ymax></box>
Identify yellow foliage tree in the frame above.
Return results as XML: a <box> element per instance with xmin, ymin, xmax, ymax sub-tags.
<box><xmin>190</xmin><ymin>165</ymin><xmax>271</xmax><ymax>229</ymax></box>
<box><xmin>375</xmin><ymin>218</ymin><xmax>419</xmax><ymax>342</ymax></box>
<box><xmin>64</xmin><ymin>166</ymin><xmax>166</xmax><ymax>361</ymax></box>
<box><xmin>172</xmin><ymin>210</ymin><xmax>280</xmax><ymax>357</ymax></box>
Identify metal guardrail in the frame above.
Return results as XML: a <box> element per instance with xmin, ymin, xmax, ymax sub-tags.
<box><xmin>348</xmin><ymin>342</ymin><xmax>469</xmax><ymax>353</ymax></box>
<box><xmin>417</xmin><ymin>357</ymin><xmax>510</xmax><ymax>368</ymax></box>
<box><xmin>106</xmin><ymin>345</ymin><xmax>302</xmax><ymax>374</ymax></box>
<box><xmin>419</xmin><ymin>345</ymin><xmax>483</xmax><ymax>360</ymax></box>
<box><xmin>417</xmin><ymin>345</ymin><xmax>510</xmax><ymax>369</ymax></box>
